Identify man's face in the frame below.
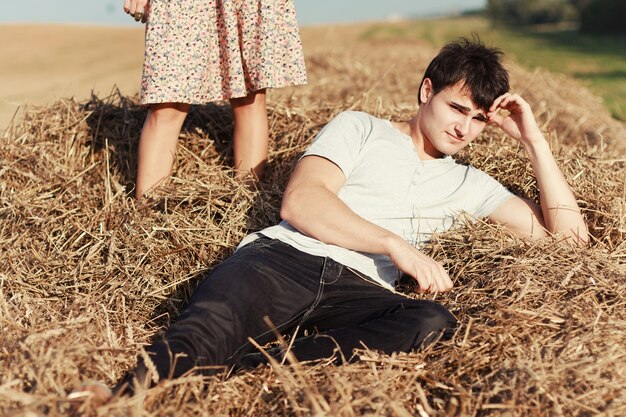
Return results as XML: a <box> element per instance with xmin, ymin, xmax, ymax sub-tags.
<box><xmin>418</xmin><ymin>79</ymin><xmax>489</xmax><ymax>159</ymax></box>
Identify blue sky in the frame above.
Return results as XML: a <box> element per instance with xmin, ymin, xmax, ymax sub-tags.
<box><xmin>2</xmin><ymin>0</ymin><xmax>486</xmax><ymax>26</ymax></box>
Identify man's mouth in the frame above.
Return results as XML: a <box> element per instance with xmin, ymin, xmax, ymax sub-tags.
<box><xmin>446</xmin><ymin>132</ymin><xmax>464</xmax><ymax>142</ymax></box>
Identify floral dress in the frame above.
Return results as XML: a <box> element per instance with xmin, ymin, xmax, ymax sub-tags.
<box><xmin>141</xmin><ymin>0</ymin><xmax>307</xmax><ymax>104</ymax></box>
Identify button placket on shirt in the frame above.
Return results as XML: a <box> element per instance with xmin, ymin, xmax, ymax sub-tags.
<box><xmin>411</xmin><ymin>162</ymin><xmax>423</xmax><ymax>186</ymax></box>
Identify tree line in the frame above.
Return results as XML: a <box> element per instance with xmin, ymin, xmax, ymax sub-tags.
<box><xmin>487</xmin><ymin>0</ymin><xmax>626</xmax><ymax>34</ymax></box>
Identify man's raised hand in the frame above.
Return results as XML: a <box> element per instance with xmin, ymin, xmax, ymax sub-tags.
<box><xmin>488</xmin><ymin>93</ymin><xmax>544</xmax><ymax>146</ymax></box>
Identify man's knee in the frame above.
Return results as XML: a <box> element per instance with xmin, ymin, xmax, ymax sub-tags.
<box><xmin>404</xmin><ymin>300</ymin><xmax>457</xmax><ymax>347</ymax></box>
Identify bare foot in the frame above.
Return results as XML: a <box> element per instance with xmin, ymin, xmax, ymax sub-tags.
<box><xmin>68</xmin><ymin>380</ymin><xmax>113</xmax><ymax>411</ymax></box>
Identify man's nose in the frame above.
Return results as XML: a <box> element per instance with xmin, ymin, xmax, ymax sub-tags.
<box><xmin>454</xmin><ymin>116</ymin><xmax>472</xmax><ymax>137</ymax></box>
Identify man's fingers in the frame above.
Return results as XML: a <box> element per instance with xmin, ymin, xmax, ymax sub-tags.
<box><xmin>489</xmin><ymin>113</ymin><xmax>505</xmax><ymax>126</ymax></box>
<box><xmin>412</xmin><ymin>261</ymin><xmax>452</xmax><ymax>293</ymax></box>
<box><xmin>431</xmin><ymin>264</ymin><xmax>452</xmax><ymax>292</ymax></box>
<box><xmin>494</xmin><ymin>93</ymin><xmax>529</xmax><ymax>115</ymax></box>
<box><xmin>414</xmin><ymin>271</ymin><xmax>432</xmax><ymax>294</ymax></box>
<box><xmin>432</xmin><ymin>260</ymin><xmax>451</xmax><ymax>289</ymax></box>
<box><xmin>433</xmin><ymin>269</ymin><xmax>453</xmax><ymax>292</ymax></box>
<box><xmin>490</xmin><ymin>92</ymin><xmax>510</xmax><ymax>112</ymax></box>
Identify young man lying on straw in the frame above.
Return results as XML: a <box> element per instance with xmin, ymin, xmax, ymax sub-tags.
<box><xmin>70</xmin><ymin>38</ymin><xmax>588</xmax><ymax>406</ymax></box>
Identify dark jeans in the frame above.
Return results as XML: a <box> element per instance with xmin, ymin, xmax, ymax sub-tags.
<box><xmin>123</xmin><ymin>237</ymin><xmax>457</xmax><ymax>387</ymax></box>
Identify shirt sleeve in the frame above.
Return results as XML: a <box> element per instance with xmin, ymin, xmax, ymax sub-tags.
<box><xmin>470</xmin><ymin>168</ymin><xmax>515</xmax><ymax>219</ymax></box>
<box><xmin>302</xmin><ymin>111</ymin><xmax>371</xmax><ymax>178</ymax></box>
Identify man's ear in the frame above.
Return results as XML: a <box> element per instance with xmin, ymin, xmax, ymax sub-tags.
<box><xmin>420</xmin><ymin>78</ymin><xmax>433</xmax><ymax>104</ymax></box>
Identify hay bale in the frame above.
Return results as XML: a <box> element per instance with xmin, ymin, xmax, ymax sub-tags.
<box><xmin>0</xmin><ymin>23</ymin><xmax>624</xmax><ymax>417</ymax></box>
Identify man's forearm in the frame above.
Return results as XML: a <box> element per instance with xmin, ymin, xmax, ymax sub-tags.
<box><xmin>524</xmin><ymin>136</ymin><xmax>589</xmax><ymax>244</ymax></box>
<box><xmin>281</xmin><ymin>183</ymin><xmax>403</xmax><ymax>256</ymax></box>
<box><xmin>281</xmin><ymin>182</ymin><xmax>453</xmax><ymax>292</ymax></box>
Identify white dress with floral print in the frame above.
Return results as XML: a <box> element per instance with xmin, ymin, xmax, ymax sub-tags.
<box><xmin>141</xmin><ymin>0</ymin><xmax>307</xmax><ymax>104</ymax></box>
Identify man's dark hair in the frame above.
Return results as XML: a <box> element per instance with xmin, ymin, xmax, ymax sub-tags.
<box><xmin>418</xmin><ymin>37</ymin><xmax>510</xmax><ymax>111</ymax></box>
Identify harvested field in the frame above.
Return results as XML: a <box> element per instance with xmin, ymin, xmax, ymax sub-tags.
<box><xmin>1</xmin><ymin>23</ymin><xmax>625</xmax><ymax>417</ymax></box>
<box><xmin>0</xmin><ymin>24</ymin><xmax>145</xmax><ymax>130</ymax></box>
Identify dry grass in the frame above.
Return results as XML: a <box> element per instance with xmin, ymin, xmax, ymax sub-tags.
<box><xmin>1</xmin><ymin>24</ymin><xmax>624</xmax><ymax>417</ymax></box>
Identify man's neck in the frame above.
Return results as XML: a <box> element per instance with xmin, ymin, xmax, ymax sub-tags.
<box><xmin>406</xmin><ymin>114</ymin><xmax>443</xmax><ymax>160</ymax></box>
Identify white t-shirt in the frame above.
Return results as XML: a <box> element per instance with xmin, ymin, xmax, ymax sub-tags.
<box><xmin>241</xmin><ymin>111</ymin><xmax>513</xmax><ymax>289</ymax></box>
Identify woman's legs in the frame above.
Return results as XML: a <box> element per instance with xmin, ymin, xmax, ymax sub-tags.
<box><xmin>135</xmin><ymin>102</ymin><xmax>190</xmax><ymax>199</ymax></box>
<box><xmin>230</xmin><ymin>89</ymin><xmax>269</xmax><ymax>181</ymax></box>
<box><xmin>135</xmin><ymin>91</ymin><xmax>269</xmax><ymax>198</ymax></box>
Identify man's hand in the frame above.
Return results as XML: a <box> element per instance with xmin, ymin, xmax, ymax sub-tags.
<box><xmin>385</xmin><ymin>237</ymin><xmax>453</xmax><ymax>294</ymax></box>
<box><xmin>488</xmin><ymin>93</ymin><xmax>544</xmax><ymax>146</ymax></box>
